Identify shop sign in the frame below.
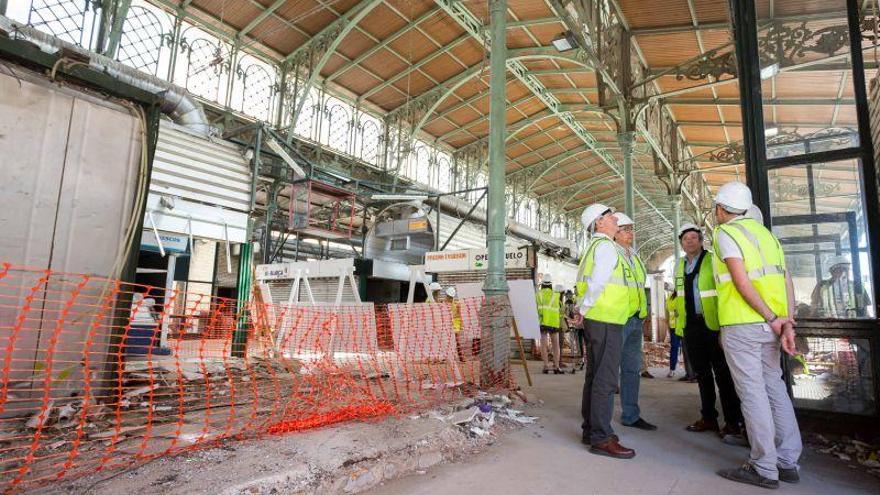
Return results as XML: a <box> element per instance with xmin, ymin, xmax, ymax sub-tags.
<box><xmin>141</xmin><ymin>230</ymin><xmax>189</xmax><ymax>254</ymax></box>
<box><xmin>469</xmin><ymin>248</ymin><xmax>528</xmax><ymax>270</ymax></box>
<box><xmin>255</xmin><ymin>263</ymin><xmax>291</xmax><ymax>281</ymax></box>
<box><xmin>425</xmin><ymin>250</ymin><xmax>469</xmax><ymax>272</ymax></box>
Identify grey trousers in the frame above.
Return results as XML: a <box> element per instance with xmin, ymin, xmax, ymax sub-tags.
<box><xmin>581</xmin><ymin>319</ymin><xmax>623</xmax><ymax>445</ymax></box>
<box><xmin>720</xmin><ymin>324</ymin><xmax>802</xmax><ymax>480</ymax></box>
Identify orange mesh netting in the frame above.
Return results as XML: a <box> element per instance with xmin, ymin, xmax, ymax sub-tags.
<box><xmin>0</xmin><ymin>264</ymin><xmax>512</xmax><ymax>492</ymax></box>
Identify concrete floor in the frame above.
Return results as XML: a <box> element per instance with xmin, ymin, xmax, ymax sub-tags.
<box><xmin>369</xmin><ymin>363</ymin><xmax>880</xmax><ymax>495</ymax></box>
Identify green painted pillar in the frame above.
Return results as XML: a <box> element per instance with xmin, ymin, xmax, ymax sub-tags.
<box><xmin>231</xmin><ymin>242</ymin><xmax>253</xmax><ymax>358</ymax></box>
<box><xmin>479</xmin><ymin>0</ymin><xmax>512</xmax><ymax>389</ymax></box>
<box><xmin>483</xmin><ymin>0</ymin><xmax>509</xmax><ymax>297</ymax></box>
<box><xmin>619</xmin><ymin>131</ymin><xmax>636</xmax><ymax>218</ymax></box>
<box><xmin>672</xmin><ymin>193</ymin><xmax>682</xmax><ymax>267</ymax></box>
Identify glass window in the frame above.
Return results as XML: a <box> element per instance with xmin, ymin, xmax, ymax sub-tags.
<box><xmin>790</xmin><ymin>336</ymin><xmax>876</xmax><ymax>415</ymax></box>
<box><xmin>756</xmin><ymin>0</ymin><xmax>859</xmax><ymax>159</ymax></box>
<box><xmin>768</xmin><ymin>159</ymin><xmax>875</xmax><ymax>318</ymax></box>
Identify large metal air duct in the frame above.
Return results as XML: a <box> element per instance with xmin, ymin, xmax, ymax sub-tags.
<box><xmin>0</xmin><ymin>18</ymin><xmax>214</xmax><ymax>136</ymax></box>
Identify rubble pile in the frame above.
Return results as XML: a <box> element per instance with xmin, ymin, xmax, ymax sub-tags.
<box><xmin>0</xmin><ymin>357</ymin><xmax>305</xmax><ymax>481</ymax></box>
<box><xmin>643</xmin><ymin>342</ymin><xmax>671</xmax><ymax>368</ymax></box>
<box><xmin>805</xmin><ymin>432</ymin><xmax>880</xmax><ymax>478</ymax></box>
<box><xmin>415</xmin><ymin>390</ymin><xmax>539</xmax><ymax>439</ymax></box>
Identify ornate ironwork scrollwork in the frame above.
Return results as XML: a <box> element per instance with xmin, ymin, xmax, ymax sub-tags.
<box><xmin>707</xmin><ymin>142</ymin><xmax>745</xmax><ymax>164</ymax></box>
<box><xmin>675</xmin><ymin>49</ymin><xmax>737</xmax><ymax>82</ymax></box>
<box><xmin>758</xmin><ymin>21</ymin><xmax>850</xmax><ymax>68</ymax></box>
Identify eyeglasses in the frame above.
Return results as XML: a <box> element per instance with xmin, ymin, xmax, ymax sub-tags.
<box><xmin>619</xmin><ymin>226</ymin><xmax>634</xmax><ymax>232</ymax></box>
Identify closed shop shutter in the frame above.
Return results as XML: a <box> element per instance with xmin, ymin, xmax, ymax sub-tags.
<box><xmin>146</xmin><ymin>121</ymin><xmax>251</xmax><ymax>243</ymax></box>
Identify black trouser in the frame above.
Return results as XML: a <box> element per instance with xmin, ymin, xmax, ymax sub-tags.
<box><xmin>684</xmin><ymin>315</ymin><xmax>743</xmax><ymax>426</ymax></box>
<box><xmin>581</xmin><ymin>319</ymin><xmax>623</xmax><ymax>445</ymax></box>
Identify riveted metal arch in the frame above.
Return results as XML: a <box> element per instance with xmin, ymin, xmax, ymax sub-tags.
<box><xmin>288</xmin><ymin>0</ymin><xmax>384</xmax><ymax>127</ymax></box>
<box><xmin>409</xmin><ymin>52</ymin><xmax>591</xmax><ymax>137</ymax></box>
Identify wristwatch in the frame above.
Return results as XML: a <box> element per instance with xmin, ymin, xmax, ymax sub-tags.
<box><xmin>765</xmin><ymin>314</ymin><xmax>778</xmax><ymax>324</ymax></box>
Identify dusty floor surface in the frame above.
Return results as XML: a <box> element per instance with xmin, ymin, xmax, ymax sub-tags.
<box><xmin>41</xmin><ymin>362</ymin><xmax>880</xmax><ymax>495</ymax></box>
<box><xmin>42</xmin><ymin>389</ymin><xmax>533</xmax><ymax>494</ymax></box>
<box><xmin>367</xmin><ymin>364</ymin><xmax>880</xmax><ymax>495</ymax></box>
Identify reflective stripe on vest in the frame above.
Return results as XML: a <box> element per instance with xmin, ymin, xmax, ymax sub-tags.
<box><xmin>712</xmin><ymin>218</ymin><xmax>789</xmax><ymax>326</ymax></box>
<box><xmin>576</xmin><ymin>237</ymin><xmax>631</xmax><ymax>325</ymax></box>
<box><xmin>626</xmin><ymin>252</ymin><xmax>649</xmax><ymax>319</ymax></box>
<box><xmin>674</xmin><ymin>251</ymin><xmax>720</xmax><ymax>332</ymax></box>
<box><xmin>536</xmin><ymin>287</ymin><xmax>561</xmax><ymax>328</ymax></box>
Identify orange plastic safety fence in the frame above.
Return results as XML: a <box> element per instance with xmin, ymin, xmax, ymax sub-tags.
<box><xmin>0</xmin><ymin>264</ymin><xmax>512</xmax><ymax>492</ymax></box>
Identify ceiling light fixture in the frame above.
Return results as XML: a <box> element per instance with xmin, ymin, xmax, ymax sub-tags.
<box><xmin>552</xmin><ymin>31</ymin><xmax>579</xmax><ymax>52</ymax></box>
<box><xmin>760</xmin><ymin>63</ymin><xmax>779</xmax><ymax>80</ymax></box>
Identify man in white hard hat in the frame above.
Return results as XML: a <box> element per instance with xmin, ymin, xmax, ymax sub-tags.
<box><xmin>612</xmin><ymin>212</ymin><xmax>657</xmax><ymax>431</ymax></box>
<box><xmin>575</xmin><ymin>204</ymin><xmax>636</xmax><ymax>459</ymax></box>
<box><xmin>674</xmin><ymin>223</ymin><xmax>743</xmax><ymax>441</ymax></box>
<box><xmin>810</xmin><ymin>255</ymin><xmax>871</xmax><ymax>318</ymax></box>
<box><xmin>711</xmin><ymin>181</ymin><xmax>801</xmax><ymax>489</ymax></box>
<box><xmin>535</xmin><ymin>274</ymin><xmax>564</xmax><ymax>373</ymax></box>
<box><xmin>428</xmin><ymin>282</ymin><xmax>442</xmax><ymax>302</ymax></box>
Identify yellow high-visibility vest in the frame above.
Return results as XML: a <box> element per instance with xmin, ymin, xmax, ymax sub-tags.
<box><xmin>575</xmin><ymin>237</ymin><xmax>631</xmax><ymax>325</ymax></box>
<box><xmin>712</xmin><ymin>218</ymin><xmax>788</xmax><ymax>326</ymax></box>
<box><xmin>673</xmin><ymin>252</ymin><xmax>720</xmax><ymax>332</ymax></box>
<box><xmin>536</xmin><ymin>287</ymin><xmax>561</xmax><ymax>328</ymax></box>
<box><xmin>626</xmin><ymin>251</ymin><xmax>648</xmax><ymax>319</ymax></box>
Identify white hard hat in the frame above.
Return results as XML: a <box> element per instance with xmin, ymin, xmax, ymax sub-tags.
<box><xmin>613</xmin><ymin>212</ymin><xmax>634</xmax><ymax>227</ymax></box>
<box><xmin>553</xmin><ymin>284</ymin><xmax>564</xmax><ymax>293</ymax></box>
<box><xmin>445</xmin><ymin>286</ymin><xmax>457</xmax><ymax>298</ymax></box>
<box><xmin>746</xmin><ymin>204</ymin><xmax>764</xmax><ymax>224</ymax></box>
<box><xmin>678</xmin><ymin>223</ymin><xmax>701</xmax><ymax>239</ymax></box>
<box><xmin>715</xmin><ymin>181</ymin><xmax>753</xmax><ymax>211</ymax></box>
<box><xmin>542</xmin><ymin>273</ymin><xmax>552</xmax><ymax>284</ymax></box>
<box><xmin>428</xmin><ymin>282</ymin><xmax>442</xmax><ymax>291</ymax></box>
<box><xmin>829</xmin><ymin>255</ymin><xmax>851</xmax><ymax>269</ymax></box>
<box><xmin>581</xmin><ymin>203</ymin><xmax>613</xmax><ymax>229</ymax></box>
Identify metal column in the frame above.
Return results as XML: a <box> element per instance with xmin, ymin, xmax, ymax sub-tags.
<box><xmin>159</xmin><ymin>253</ymin><xmax>177</xmax><ymax>348</ymax></box>
<box><xmin>232</xmin><ymin>242</ymin><xmax>252</xmax><ymax>358</ymax></box>
<box><xmin>672</xmin><ymin>193</ymin><xmax>682</xmax><ymax>266</ymax></box>
<box><xmin>483</xmin><ymin>0</ymin><xmax>509</xmax><ymax>297</ymax></box>
<box><xmin>478</xmin><ymin>0</ymin><xmax>512</xmax><ymax>389</ymax></box>
<box><xmin>619</xmin><ymin>131</ymin><xmax>636</xmax><ymax>218</ymax></box>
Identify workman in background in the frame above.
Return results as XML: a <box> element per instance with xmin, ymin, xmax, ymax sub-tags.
<box><xmin>675</xmin><ymin>223</ymin><xmax>744</xmax><ymax>441</ymax></box>
<box><xmin>536</xmin><ymin>274</ymin><xmax>564</xmax><ymax>374</ymax></box>
<box><xmin>810</xmin><ymin>255</ymin><xmax>871</xmax><ymax>318</ymax></box>
<box><xmin>666</xmin><ymin>288</ymin><xmax>682</xmax><ymax>378</ymax></box>
<box><xmin>613</xmin><ymin>212</ymin><xmax>657</xmax><ymax>431</ymax></box>
<box><xmin>712</xmin><ymin>181</ymin><xmax>802</xmax><ymax>489</ymax></box>
<box><xmin>576</xmin><ymin>204</ymin><xmax>635</xmax><ymax>459</ymax></box>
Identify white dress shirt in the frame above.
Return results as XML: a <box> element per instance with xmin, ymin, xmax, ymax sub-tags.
<box><xmin>579</xmin><ymin>233</ymin><xmax>620</xmax><ymax>315</ymax></box>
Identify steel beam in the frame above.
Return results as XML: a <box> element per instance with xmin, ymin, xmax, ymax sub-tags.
<box><xmin>288</xmin><ymin>0</ymin><xmax>384</xmax><ymax>127</ymax></box>
<box><xmin>665</xmin><ymin>97</ymin><xmax>856</xmax><ymax>106</ymax></box>
<box><xmin>438</xmin><ymin>0</ymin><xmax>673</xmax><ymax>228</ymax></box>
<box><xmin>238</xmin><ymin>0</ymin><xmax>287</xmax><ymax>40</ymax></box>
<box><xmin>325</xmin><ymin>5</ymin><xmax>443</xmax><ymax>83</ymax></box>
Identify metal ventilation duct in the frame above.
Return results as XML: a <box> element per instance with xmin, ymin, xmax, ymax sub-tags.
<box><xmin>0</xmin><ymin>18</ymin><xmax>214</xmax><ymax>136</ymax></box>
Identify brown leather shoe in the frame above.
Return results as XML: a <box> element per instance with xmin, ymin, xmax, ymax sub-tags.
<box><xmin>582</xmin><ymin>434</ymin><xmax>618</xmax><ymax>445</ymax></box>
<box><xmin>686</xmin><ymin>418</ymin><xmax>720</xmax><ymax>433</ymax></box>
<box><xmin>589</xmin><ymin>439</ymin><xmax>636</xmax><ymax>459</ymax></box>
<box><xmin>719</xmin><ymin>423</ymin><xmax>742</xmax><ymax>437</ymax></box>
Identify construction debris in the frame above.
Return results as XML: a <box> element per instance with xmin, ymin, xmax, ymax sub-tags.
<box><xmin>805</xmin><ymin>432</ymin><xmax>880</xmax><ymax>479</ymax></box>
<box><xmin>643</xmin><ymin>342</ymin><xmax>671</xmax><ymax>368</ymax></box>
<box><xmin>418</xmin><ymin>391</ymin><xmax>539</xmax><ymax>439</ymax></box>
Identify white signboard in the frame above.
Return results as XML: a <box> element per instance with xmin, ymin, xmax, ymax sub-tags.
<box><xmin>424</xmin><ymin>250</ymin><xmax>470</xmax><ymax>272</ymax></box>
<box><xmin>454</xmin><ymin>279</ymin><xmax>540</xmax><ymax>340</ymax></box>
<box><xmin>469</xmin><ymin>248</ymin><xmax>528</xmax><ymax>270</ymax></box>
<box><xmin>255</xmin><ymin>263</ymin><xmax>291</xmax><ymax>281</ymax></box>
<box><xmin>141</xmin><ymin>230</ymin><xmax>189</xmax><ymax>254</ymax></box>
<box><xmin>425</xmin><ymin>247</ymin><xmax>530</xmax><ymax>273</ymax></box>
